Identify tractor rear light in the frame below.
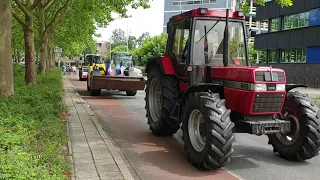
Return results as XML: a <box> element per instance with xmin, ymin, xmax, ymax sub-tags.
<box><xmin>253</xmin><ymin>84</ymin><xmax>267</xmax><ymax>91</ymax></box>
<box><xmin>199</xmin><ymin>8</ymin><xmax>208</xmax><ymax>14</ymax></box>
<box><xmin>276</xmin><ymin>84</ymin><xmax>285</xmax><ymax>91</ymax></box>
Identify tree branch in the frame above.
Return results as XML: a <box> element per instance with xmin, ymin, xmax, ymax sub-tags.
<box><xmin>29</xmin><ymin>0</ymin><xmax>42</xmax><ymax>10</ymax></box>
<box><xmin>13</xmin><ymin>0</ymin><xmax>28</xmax><ymax>16</ymax></box>
<box><xmin>44</xmin><ymin>0</ymin><xmax>55</xmax><ymax>10</ymax></box>
<box><xmin>12</xmin><ymin>11</ymin><xmax>26</xmax><ymax>27</ymax></box>
<box><xmin>46</xmin><ymin>0</ymin><xmax>71</xmax><ymax>36</ymax></box>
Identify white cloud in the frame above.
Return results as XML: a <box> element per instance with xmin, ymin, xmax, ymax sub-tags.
<box><xmin>95</xmin><ymin>0</ymin><xmax>164</xmax><ymax>42</ymax></box>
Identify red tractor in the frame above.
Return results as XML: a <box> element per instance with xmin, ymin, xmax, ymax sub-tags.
<box><xmin>145</xmin><ymin>8</ymin><xmax>320</xmax><ymax>170</ymax></box>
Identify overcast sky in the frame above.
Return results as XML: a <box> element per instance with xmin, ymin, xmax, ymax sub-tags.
<box><xmin>94</xmin><ymin>0</ymin><xmax>165</xmax><ymax>42</ymax></box>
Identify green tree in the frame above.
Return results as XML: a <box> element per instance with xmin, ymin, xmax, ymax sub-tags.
<box><xmin>12</xmin><ymin>0</ymin><xmax>42</xmax><ymax>85</ymax></box>
<box><xmin>128</xmin><ymin>35</ymin><xmax>137</xmax><ymax>50</ymax></box>
<box><xmin>132</xmin><ymin>33</ymin><xmax>167</xmax><ymax>66</ymax></box>
<box><xmin>241</xmin><ymin>0</ymin><xmax>293</xmax><ymax>14</ymax></box>
<box><xmin>248</xmin><ymin>42</ymin><xmax>266</xmax><ymax>64</ymax></box>
<box><xmin>137</xmin><ymin>32</ymin><xmax>150</xmax><ymax>46</ymax></box>
<box><xmin>37</xmin><ymin>0</ymin><xmax>71</xmax><ymax>74</ymax></box>
<box><xmin>0</xmin><ymin>0</ymin><xmax>14</xmax><ymax>97</ymax></box>
<box><xmin>110</xmin><ymin>28</ymin><xmax>127</xmax><ymax>49</ymax></box>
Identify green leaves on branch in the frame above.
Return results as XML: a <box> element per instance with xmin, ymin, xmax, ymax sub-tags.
<box><xmin>239</xmin><ymin>0</ymin><xmax>293</xmax><ymax>14</ymax></box>
<box><xmin>131</xmin><ymin>33</ymin><xmax>168</xmax><ymax>66</ymax></box>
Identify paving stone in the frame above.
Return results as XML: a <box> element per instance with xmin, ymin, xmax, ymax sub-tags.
<box><xmin>74</xmin><ymin>163</ymin><xmax>96</xmax><ymax>172</ymax></box>
<box><xmin>92</xmin><ymin>153</ymin><xmax>113</xmax><ymax>160</ymax></box>
<box><xmin>74</xmin><ymin>152</ymin><xmax>92</xmax><ymax>159</ymax></box>
<box><xmin>72</xmin><ymin>146</ymin><xmax>91</xmax><ymax>153</ymax></box>
<box><xmin>94</xmin><ymin>159</ymin><xmax>116</xmax><ymax>166</ymax></box>
<box><xmin>75</xmin><ymin>170</ymin><xmax>99</xmax><ymax>179</ymax></box>
<box><xmin>77</xmin><ymin>177</ymin><xmax>100</xmax><ymax>180</ymax></box>
<box><xmin>96</xmin><ymin>164</ymin><xmax>120</xmax><ymax>173</ymax></box>
<box><xmin>100</xmin><ymin>172</ymin><xmax>124</xmax><ymax>180</ymax></box>
<box><xmin>73</xmin><ymin>157</ymin><xmax>94</xmax><ymax>164</ymax></box>
<box><xmin>91</xmin><ymin>147</ymin><xmax>109</xmax><ymax>154</ymax></box>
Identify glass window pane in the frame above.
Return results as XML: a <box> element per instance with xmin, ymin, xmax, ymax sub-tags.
<box><xmin>293</xmin><ymin>14</ymin><xmax>298</xmax><ymax>28</ymax></box>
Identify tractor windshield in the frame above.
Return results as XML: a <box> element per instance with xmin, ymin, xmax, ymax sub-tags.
<box><xmin>192</xmin><ymin>19</ymin><xmax>247</xmax><ymax>66</ymax></box>
<box><xmin>85</xmin><ymin>55</ymin><xmax>103</xmax><ymax>65</ymax></box>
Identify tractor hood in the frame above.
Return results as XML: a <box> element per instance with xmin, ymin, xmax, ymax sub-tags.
<box><xmin>211</xmin><ymin>66</ymin><xmax>286</xmax><ymax>83</ymax></box>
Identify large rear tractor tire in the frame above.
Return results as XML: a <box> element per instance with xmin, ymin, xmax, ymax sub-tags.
<box><xmin>126</xmin><ymin>90</ymin><xmax>137</xmax><ymax>96</ymax></box>
<box><xmin>145</xmin><ymin>66</ymin><xmax>180</xmax><ymax>136</ymax></box>
<box><xmin>182</xmin><ymin>92</ymin><xmax>235</xmax><ymax>170</ymax></box>
<box><xmin>268</xmin><ymin>91</ymin><xmax>320</xmax><ymax>161</ymax></box>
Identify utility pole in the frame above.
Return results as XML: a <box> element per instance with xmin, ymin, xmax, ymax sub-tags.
<box><xmin>126</xmin><ymin>18</ymin><xmax>129</xmax><ymax>52</ymax></box>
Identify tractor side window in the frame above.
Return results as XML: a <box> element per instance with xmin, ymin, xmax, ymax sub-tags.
<box><xmin>172</xmin><ymin>21</ymin><xmax>190</xmax><ymax>64</ymax></box>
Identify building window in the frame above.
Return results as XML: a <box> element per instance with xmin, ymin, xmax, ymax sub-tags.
<box><xmin>270</xmin><ymin>18</ymin><xmax>280</xmax><ymax>32</ymax></box>
<box><xmin>281</xmin><ymin>48</ymin><xmax>306</xmax><ymax>63</ymax></box>
<box><xmin>283</xmin><ymin>12</ymin><xmax>309</xmax><ymax>30</ymax></box>
<box><xmin>268</xmin><ymin>50</ymin><xmax>277</xmax><ymax>63</ymax></box>
<box><xmin>172</xmin><ymin>0</ymin><xmax>217</xmax><ymax>6</ymax></box>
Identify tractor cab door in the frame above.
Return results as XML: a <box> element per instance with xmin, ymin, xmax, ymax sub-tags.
<box><xmin>166</xmin><ymin>18</ymin><xmax>191</xmax><ymax>81</ymax></box>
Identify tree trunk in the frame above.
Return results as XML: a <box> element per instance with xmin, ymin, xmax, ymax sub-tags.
<box><xmin>38</xmin><ymin>2</ymin><xmax>47</xmax><ymax>74</ymax></box>
<box><xmin>23</xmin><ymin>0</ymin><xmax>36</xmax><ymax>85</ymax></box>
<box><xmin>0</xmin><ymin>0</ymin><xmax>14</xmax><ymax>97</ymax></box>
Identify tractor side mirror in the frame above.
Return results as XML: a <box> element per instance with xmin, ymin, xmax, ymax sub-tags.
<box><xmin>249</xmin><ymin>29</ymin><xmax>257</xmax><ymax>38</ymax></box>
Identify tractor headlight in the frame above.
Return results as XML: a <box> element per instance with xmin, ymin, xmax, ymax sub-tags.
<box><xmin>276</xmin><ymin>84</ymin><xmax>286</xmax><ymax>91</ymax></box>
<box><xmin>254</xmin><ymin>84</ymin><xmax>267</xmax><ymax>91</ymax></box>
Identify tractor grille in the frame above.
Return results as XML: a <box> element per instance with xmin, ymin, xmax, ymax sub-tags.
<box><xmin>255</xmin><ymin>71</ymin><xmax>285</xmax><ymax>82</ymax></box>
<box><xmin>252</xmin><ymin>93</ymin><xmax>285</xmax><ymax>113</ymax></box>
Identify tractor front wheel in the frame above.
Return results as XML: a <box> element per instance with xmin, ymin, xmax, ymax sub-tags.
<box><xmin>182</xmin><ymin>92</ymin><xmax>235</xmax><ymax>170</ymax></box>
<box><xmin>145</xmin><ymin>66</ymin><xmax>180</xmax><ymax>136</ymax></box>
<box><xmin>268</xmin><ymin>91</ymin><xmax>320</xmax><ymax>160</ymax></box>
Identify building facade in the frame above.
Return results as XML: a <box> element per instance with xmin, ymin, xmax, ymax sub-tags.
<box><xmin>163</xmin><ymin>0</ymin><xmax>267</xmax><ymax>42</ymax></box>
<box><xmin>254</xmin><ymin>0</ymin><xmax>320</xmax><ymax>88</ymax></box>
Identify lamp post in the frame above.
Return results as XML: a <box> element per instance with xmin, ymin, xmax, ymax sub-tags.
<box><xmin>126</xmin><ymin>18</ymin><xmax>129</xmax><ymax>52</ymax></box>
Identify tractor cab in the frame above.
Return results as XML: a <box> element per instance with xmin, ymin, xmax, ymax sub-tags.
<box><xmin>165</xmin><ymin>8</ymin><xmax>251</xmax><ymax>84</ymax></box>
<box><xmin>84</xmin><ymin>54</ymin><xmax>104</xmax><ymax>66</ymax></box>
<box><xmin>166</xmin><ymin>8</ymin><xmax>248</xmax><ymax>67</ymax></box>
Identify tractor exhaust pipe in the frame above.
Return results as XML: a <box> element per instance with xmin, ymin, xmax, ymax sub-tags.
<box><xmin>223</xmin><ymin>9</ymin><xmax>229</xmax><ymax>67</ymax></box>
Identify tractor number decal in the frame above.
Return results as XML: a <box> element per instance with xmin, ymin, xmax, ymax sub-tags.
<box><xmin>240</xmin><ymin>83</ymin><xmax>250</xmax><ymax>90</ymax></box>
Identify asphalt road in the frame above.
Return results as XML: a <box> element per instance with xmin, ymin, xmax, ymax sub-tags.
<box><xmin>69</xmin><ymin>75</ymin><xmax>320</xmax><ymax>180</ymax></box>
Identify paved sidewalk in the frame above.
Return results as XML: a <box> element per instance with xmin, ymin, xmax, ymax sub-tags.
<box><xmin>63</xmin><ymin>76</ymin><xmax>135</xmax><ymax>180</ymax></box>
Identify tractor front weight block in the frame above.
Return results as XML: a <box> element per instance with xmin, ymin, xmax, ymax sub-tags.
<box><xmin>235</xmin><ymin>119</ymin><xmax>291</xmax><ymax>135</ymax></box>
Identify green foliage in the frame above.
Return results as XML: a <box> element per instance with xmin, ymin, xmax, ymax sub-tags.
<box><xmin>0</xmin><ymin>65</ymin><xmax>69</xmax><ymax>179</ymax></box>
<box><xmin>248</xmin><ymin>42</ymin><xmax>266</xmax><ymax>64</ymax></box>
<box><xmin>52</xmin><ymin>0</ymin><xmax>151</xmax><ymax>57</ymax></box>
<box><xmin>110</xmin><ymin>28</ymin><xmax>127</xmax><ymax>49</ymax></box>
<box><xmin>131</xmin><ymin>33</ymin><xmax>167</xmax><ymax>66</ymax></box>
<box><xmin>240</xmin><ymin>0</ymin><xmax>293</xmax><ymax>14</ymax></box>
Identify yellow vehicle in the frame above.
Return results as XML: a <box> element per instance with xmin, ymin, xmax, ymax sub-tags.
<box><xmin>79</xmin><ymin>54</ymin><xmax>105</xmax><ymax>81</ymax></box>
<box><xmin>86</xmin><ymin>54</ymin><xmax>145</xmax><ymax>96</ymax></box>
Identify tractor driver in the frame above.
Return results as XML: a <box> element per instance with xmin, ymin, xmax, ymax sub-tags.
<box><xmin>181</xmin><ymin>39</ymin><xmax>189</xmax><ymax>64</ymax></box>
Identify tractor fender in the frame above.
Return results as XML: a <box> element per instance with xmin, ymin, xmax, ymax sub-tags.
<box><xmin>146</xmin><ymin>56</ymin><xmax>175</xmax><ymax>75</ymax></box>
<box><xmin>170</xmin><ymin>84</ymin><xmax>223</xmax><ymax>122</ymax></box>
<box><xmin>285</xmin><ymin>84</ymin><xmax>307</xmax><ymax>92</ymax></box>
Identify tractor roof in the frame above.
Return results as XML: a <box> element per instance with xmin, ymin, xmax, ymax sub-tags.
<box><xmin>169</xmin><ymin>8</ymin><xmax>245</xmax><ymax>23</ymax></box>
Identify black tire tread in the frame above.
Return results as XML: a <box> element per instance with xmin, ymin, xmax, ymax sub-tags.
<box><xmin>269</xmin><ymin>91</ymin><xmax>320</xmax><ymax>161</ymax></box>
<box><xmin>182</xmin><ymin>92</ymin><xmax>235</xmax><ymax>170</ymax></box>
<box><xmin>145</xmin><ymin>67</ymin><xmax>180</xmax><ymax>136</ymax></box>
